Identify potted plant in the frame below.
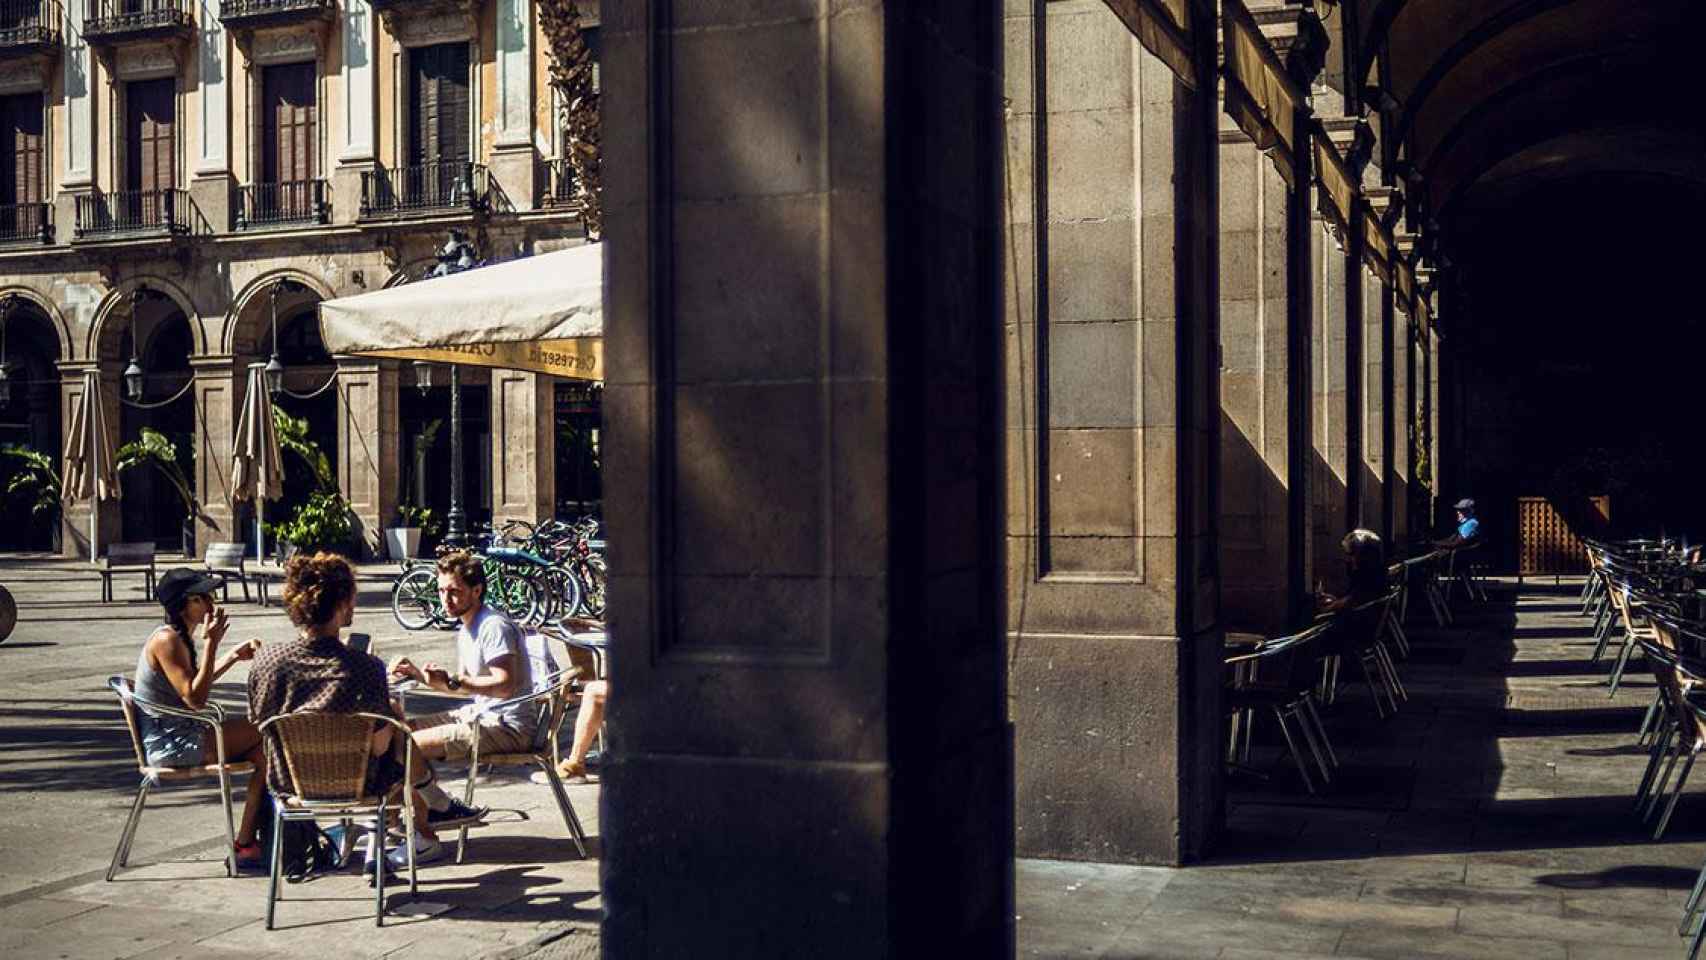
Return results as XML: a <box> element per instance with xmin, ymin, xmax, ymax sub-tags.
<box><xmin>387</xmin><ymin>419</ymin><xmax>442</xmax><ymax>560</ymax></box>
<box><xmin>0</xmin><ymin>444</ymin><xmax>63</xmax><ymax>553</ymax></box>
<box><xmin>115</xmin><ymin>428</ymin><xmax>219</xmax><ymax>556</ymax></box>
<box><xmin>386</xmin><ymin>504</ymin><xmax>437</xmax><ymax>560</ymax></box>
<box><xmin>268</xmin><ymin>489</ymin><xmax>358</xmax><ymax>558</ymax></box>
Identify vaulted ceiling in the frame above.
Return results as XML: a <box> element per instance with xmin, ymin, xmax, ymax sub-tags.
<box><xmin>1349</xmin><ymin>0</ymin><xmax>1706</xmax><ymax>249</ymax></box>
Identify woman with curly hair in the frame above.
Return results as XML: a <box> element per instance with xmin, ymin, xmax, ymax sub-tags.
<box><xmin>133</xmin><ymin>568</ymin><xmax>267</xmax><ymax>869</ymax></box>
<box><xmin>247</xmin><ymin>552</ymin><xmax>444</xmax><ymax>870</ymax></box>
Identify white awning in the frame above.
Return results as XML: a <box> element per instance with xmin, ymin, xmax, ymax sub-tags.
<box><xmin>318</xmin><ymin>243</ymin><xmax>604</xmax><ymax>381</ymax></box>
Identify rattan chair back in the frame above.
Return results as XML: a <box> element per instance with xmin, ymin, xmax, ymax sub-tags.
<box><xmin>258</xmin><ymin>712</ymin><xmax>375</xmax><ymax>803</ymax></box>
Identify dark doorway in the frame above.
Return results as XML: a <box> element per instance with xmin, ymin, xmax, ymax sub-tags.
<box><xmin>258</xmin><ymin>62</ymin><xmax>317</xmax><ymax>220</ymax></box>
<box><xmin>118</xmin><ymin>311</ymin><xmax>194</xmax><ymax>550</ymax></box>
<box><xmin>399</xmin><ymin>373</ymin><xmax>489</xmax><ymax>549</ymax></box>
<box><xmin>0</xmin><ymin>305</ymin><xmax>61</xmax><ymax>550</ymax></box>
<box><xmin>123</xmin><ymin>77</ymin><xmax>175</xmax><ymax>226</ymax></box>
<box><xmin>553</xmin><ymin>381</ymin><xmax>600</xmax><ymax>519</ymax></box>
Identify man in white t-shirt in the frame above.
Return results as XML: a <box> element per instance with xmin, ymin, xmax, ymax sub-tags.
<box><xmin>390</xmin><ymin>550</ymin><xmax>534</xmax><ymax>827</ymax></box>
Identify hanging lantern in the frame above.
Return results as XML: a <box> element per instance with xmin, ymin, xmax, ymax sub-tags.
<box><xmin>265</xmin><ymin>354</ymin><xmax>286</xmax><ymax>395</ymax></box>
<box><xmin>123</xmin><ymin>357</ymin><xmax>145</xmax><ymax>401</ymax></box>
<box><xmin>413</xmin><ymin>360</ymin><xmax>433</xmax><ymax>395</ymax></box>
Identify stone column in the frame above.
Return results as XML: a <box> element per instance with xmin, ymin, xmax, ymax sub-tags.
<box><xmin>1007</xmin><ymin>1</ymin><xmax>1221</xmax><ymax>864</ymax></box>
<box><xmin>489</xmin><ymin>0</ymin><xmax>537</xmax><ymax>209</ymax></box>
<box><xmin>190</xmin><ymin>4</ymin><xmax>235</xmax><ymax>231</ymax></box>
<box><xmin>601</xmin><ymin>3</ymin><xmax>1010</xmax><ymax>953</ymax></box>
<box><xmin>335</xmin><ymin>358</ymin><xmax>399</xmax><ymax>558</ymax></box>
<box><xmin>1218</xmin><ymin>128</ymin><xmax>1292</xmax><ymax>632</ymax></box>
<box><xmin>1360</xmin><ymin>265</ymin><xmax>1384</xmax><ymax>532</ymax></box>
<box><xmin>1427</xmin><ymin>323</ymin><xmax>1440</xmax><ymax>527</ymax></box>
<box><xmin>1310</xmin><ymin>221</ymin><xmax>1351</xmax><ymax>585</ymax></box>
<box><xmin>332</xmin><ymin>0</ymin><xmax>379</xmax><ymax>225</ymax></box>
<box><xmin>1392</xmin><ymin>304</ymin><xmax>1411</xmax><ymax>541</ymax></box>
<box><xmin>489</xmin><ymin>370</ymin><xmax>554</xmax><ymax>525</ymax></box>
<box><xmin>190</xmin><ymin>356</ymin><xmax>241</xmax><ymax>555</ymax></box>
<box><xmin>58</xmin><ymin>364</ymin><xmax>121</xmax><ymax>559</ymax></box>
<box><xmin>56</xmin><ymin>0</ymin><xmax>96</xmax><ymax>233</ymax></box>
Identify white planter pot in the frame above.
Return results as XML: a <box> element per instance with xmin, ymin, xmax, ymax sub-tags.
<box><xmin>385</xmin><ymin>527</ymin><xmax>422</xmax><ymax>561</ymax></box>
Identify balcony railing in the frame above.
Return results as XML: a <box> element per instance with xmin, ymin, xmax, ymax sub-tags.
<box><xmin>538</xmin><ymin>157</ymin><xmax>577</xmax><ymax>208</ymax></box>
<box><xmin>74</xmin><ymin>188</ymin><xmax>190</xmax><ymax>238</ymax></box>
<box><xmin>84</xmin><ymin>0</ymin><xmax>193</xmax><ymax>41</ymax></box>
<box><xmin>235</xmin><ymin>179</ymin><xmax>328</xmax><ymax>230</ymax></box>
<box><xmin>359</xmin><ymin>160</ymin><xmax>488</xmax><ymax>219</ymax></box>
<box><xmin>0</xmin><ymin>202</ymin><xmax>52</xmax><ymax>245</ymax></box>
<box><xmin>216</xmin><ymin>0</ymin><xmax>331</xmax><ymax>28</ymax></box>
<box><xmin>0</xmin><ymin>0</ymin><xmax>62</xmax><ymax>50</ymax></box>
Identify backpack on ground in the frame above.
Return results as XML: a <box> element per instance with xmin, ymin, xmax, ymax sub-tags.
<box><xmin>255</xmin><ymin>793</ymin><xmax>344</xmax><ymax>882</ymax></box>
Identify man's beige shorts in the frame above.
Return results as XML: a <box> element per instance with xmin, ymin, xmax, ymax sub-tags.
<box><xmin>412</xmin><ymin>706</ymin><xmax>532</xmax><ymax>761</ymax></box>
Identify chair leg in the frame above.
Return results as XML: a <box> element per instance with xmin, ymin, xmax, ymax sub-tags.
<box><xmin>1271</xmin><ymin>707</ymin><xmax>1316</xmax><ymax>795</ymax></box>
<box><xmin>374</xmin><ymin>798</ymin><xmax>387</xmax><ymax>927</ymax></box>
<box><xmin>106</xmin><ymin>778</ymin><xmax>151</xmax><ymax>881</ymax></box>
<box><xmin>1358</xmin><ymin>654</ymin><xmax>1392</xmax><ymax>718</ymax></box>
<box><xmin>265</xmin><ymin>803</ymin><xmax>284</xmax><ymax>930</ymax></box>
<box><xmin>1636</xmin><ymin>723</ymin><xmax>1676</xmax><ymax>809</ymax></box>
<box><xmin>217</xmin><ymin>765</ymin><xmax>239</xmax><ymax>878</ymax></box>
<box><xmin>1681</xmin><ymin>856</ymin><xmax>1706</xmax><ymax>936</ymax></box>
<box><xmin>1657</xmin><ymin>750</ymin><xmax>1700</xmax><ymax>841</ymax></box>
<box><xmin>1646</xmin><ymin>741</ymin><xmax>1686</xmax><ymax>821</ymax></box>
<box><xmin>1287</xmin><ymin>704</ymin><xmax>1333</xmax><ymax>785</ymax></box>
<box><xmin>1608</xmin><ymin>634</ymin><xmax>1639</xmax><ymax>698</ymax></box>
<box><xmin>1637</xmin><ymin>693</ymin><xmax>1664</xmax><ymax>745</ymax></box>
<box><xmin>1301</xmin><ymin>697</ymin><xmax>1338</xmax><ymax>769</ymax></box>
<box><xmin>539</xmin><ymin>760</ymin><xmax>593</xmax><ymax>855</ymax></box>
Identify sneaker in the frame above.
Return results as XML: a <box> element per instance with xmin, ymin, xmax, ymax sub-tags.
<box><xmin>426</xmin><ymin>799</ymin><xmax>488</xmax><ymax>828</ymax></box>
<box><xmin>233</xmin><ymin>841</ymin><xmax>265</xmax><ymax>871</ymax></box>
<box><xmin>385</xmin><ymin>832</ymin><xmax>444</xmax><ymax>869</ymax></box>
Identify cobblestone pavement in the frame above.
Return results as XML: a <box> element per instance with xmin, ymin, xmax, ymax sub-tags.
<box><xmin>0</xmin><ymin>553</ymin><xmax>598</xmax><ymax>960</ymax></box>
<box><xmin>1019</xmin><ymin>578</ymin><xmax>1706</xmax><ymax>959</ymax></box>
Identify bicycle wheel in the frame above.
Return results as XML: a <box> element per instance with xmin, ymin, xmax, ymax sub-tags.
<box><xmin>576</xmin><ymin>555</ymin><xmax>607</xmax><ymax>619</ymax></box>
<box><xmin>492</xmin><ymin>567</ymin><xmax>545</xmax><ymax>626</ymax></box>
<box><xmin>547</xmin><ymin>565</ymin><xmax>583</xmax><ymax>624</ymax></box>
<box><xmin>391</xmin><ymin>567</ymin><xmax>441</xmax><ymax>631</ymax></box>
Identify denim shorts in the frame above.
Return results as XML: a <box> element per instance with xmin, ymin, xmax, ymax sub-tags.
<box><xmin>141</xmin><ymin>717</ymin><xmax>208</xmax><ymax>768</ymax></box>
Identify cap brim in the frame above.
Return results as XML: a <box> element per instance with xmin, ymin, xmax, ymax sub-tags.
<box><xmin>181</xmin><ymin>574</ymin><xmax>226</xmax><ymax>596</ymax></box>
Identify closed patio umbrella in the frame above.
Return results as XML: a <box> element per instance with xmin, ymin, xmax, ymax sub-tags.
<box><xmin>62</xmin><ymin>370</ymin><xmax>121</xmax><ymax>558</ymax></box>
<box><xmin>231</xmin><ymin>362</ymin><xmax>283</xmax><ymax>563</ymax></box>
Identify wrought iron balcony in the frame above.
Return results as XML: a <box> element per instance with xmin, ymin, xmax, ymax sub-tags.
<box><xmin>217</xmin><ymin>0</ymin><xmax>331</xmax><ymax>29</ymax></box>
<box><xmin>359</xmin><ymin>160</ymin><xmax>488</xmax><ymax>220</ymax></box>
<box><xmin>0</xmin><ymin>202</ymin><xmax>52</xmax><ymax>245</ymax></box>
<box><xmin>538</xmin><ymin>157</ymin><xmax>578</xmax><ymax>209</ymax></box>
<box><xmin>83</xmin><ymin>0</ymin><xmax>193</xmax><ymax>43</ymax></box>
<box><xmin>73</xmin><ymin>188</ymin><xmax>190</xmax><ymax>239</ymax></box>
<box><xmin>235</xmin><ymin>179</ymin><xmax>328</xmax><ymax>230</ymax></box>
<box><xmin>0</xmin><ymin>0</ymin><xmax>62</xmax><ymax>53</ymax></box>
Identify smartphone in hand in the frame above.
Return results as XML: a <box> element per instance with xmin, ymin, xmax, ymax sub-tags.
<box><xmin>348</xmin><ymin>632</ymin><xmax>373</xmax><ymax>655</ymax></box>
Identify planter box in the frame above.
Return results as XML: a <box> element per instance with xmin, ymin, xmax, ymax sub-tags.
<box><xmin>385</xmin><ymin>527</ymin><xmax>422</xmax><ymax>561</ymax></box>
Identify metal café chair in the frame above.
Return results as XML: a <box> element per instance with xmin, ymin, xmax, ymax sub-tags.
<box><xmin>1224</xmin><ymin>621</ymin><xmax>1338</xmax><ymax>794</ymax></box>
<box><xmin>106</xmin><ymin>676</ymin><xmax>254</xmax><ymax>881</ymax></box>
<box><xmin>256</xmin><ymin>711</ymin><xmax>420</xmax><ymax>929</ymax></box>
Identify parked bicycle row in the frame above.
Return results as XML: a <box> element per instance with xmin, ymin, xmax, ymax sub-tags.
<box><xmin>391</xmin><ymin>517</ymin><xmax>606</xmax><ymax>631</ymax></box>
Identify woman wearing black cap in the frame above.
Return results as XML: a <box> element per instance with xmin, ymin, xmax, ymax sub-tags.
<box><xmin>133</xmin><ymin>567</ymin><xmax>268</xmax><ymax>869</ymax></box>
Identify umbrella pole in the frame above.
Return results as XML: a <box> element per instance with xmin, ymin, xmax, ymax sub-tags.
<box><xmin>89</xmin><ymin>500</ymin><xmax>97</xmax><ymax>561</ymax></box>
<box><xmin>256</xmin><ymin>500</ymin><xmax>264</xmax><ymax>565</ymax></box>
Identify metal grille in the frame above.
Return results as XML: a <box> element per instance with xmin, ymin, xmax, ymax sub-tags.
<box><xmin>74</xmin><ymin>188</ymin><xmax>189</xmax><ymax>238</ymax></box>
<box><xmin>236</xmin><ymin>179</ymin><xmax>326</xmax><ymax>229</ymax></box>
<box><xmin>0</xmin><ymin>201</ymin><xmax>51</xmax><ymax>244</ymax></box>
<box><xmin>359</xmin><ymin>160</ymin><xmax>488</xmax><ymax>218</ymax></box>
<box><xmin>84</xmin><ymin>0</ymin><xmax>191</xmax><ymax>37</ymax></box>
<box><xmin>0</xmin><ymin>0</ymin><xmax>61</xmax><ymax>45</ymax></box>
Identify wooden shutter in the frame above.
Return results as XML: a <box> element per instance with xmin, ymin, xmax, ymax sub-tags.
<box><xmin>126</xmin><ymin>79</ymin><xmax>175</xmax><ymax>194</ymax></box>
<box><xmin>409</xmin><ymin>43</ymin><xmax>470</xmax><ymax>166</ymax></box>
<box><xmin>1</xmin><ymin>93</ymin><xmax>44</xmax><ymax>206</ymax></box>
<box><xmin>262</xmin><ymin>63</ymin><xmax>317</xmax><ymax>185</ymax></box>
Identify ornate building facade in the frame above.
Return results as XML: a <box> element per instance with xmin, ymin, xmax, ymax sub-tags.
<box><xmin>0</xmin><ymin>0</ymin><xmax>597</xmax><ymax>556</ymax></box>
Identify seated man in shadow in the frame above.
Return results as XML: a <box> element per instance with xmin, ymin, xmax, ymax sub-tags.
<box><xmin>1318</xmin><ymin>528</ymin><xmax>1389</xmax><ymax>614</ymax></box>
<box><xmin>1433</xmin><ymin>498</ymin><xmax>1482</xmax><ymax>549</ymax></box>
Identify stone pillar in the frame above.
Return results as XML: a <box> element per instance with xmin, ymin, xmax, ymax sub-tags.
<box><xmin>333</xmin><ymin>0</ymin><xmax>379</xmax><ymax>225</ymax></box>
<box><xmin>190</xmin><ymin>357</ymin><xmax>240</xmax><ymax>556</ymax></box>
<box><xmin>489</xmin><ymin>0</ymin><xmax>537</xmax><ymax>210</ymax></box>
<box><xmin>1007</xmin><ymin>1</ymin><xmax>1221</xmax><ymax>864</ymax></box>
<box><xmin>1217</xmin><ymin>129</ymin><xmax>1292</xmax><ymax>632</ymax></box>
<box><xmin>58</xmin><ymin>364</ymin><xmax>121</xmax><ymax>559</ymax></box>
<box><xmin>335</xmin><ymin>358</ymin><xmax>399</xmax><ymax>558</ymax></box>
<box><xmin>1310</xmin><ymin>222</ymin><xmax>1351</xmax><ymax>586</ymax></box>
<box><xmin>489</xmin><ymin>370</ymin><xmax>554</xmax><ymax>525</ymax></box>
<box><xmin>190</xmin><ymin>3</ymin><xmax>235</xmax><ymax>231</ymax></box>
<box><xmin>601</xmin><ymin>3</ymin><xmax>1010</xmax><ymax>953</ymax></box>
<box><xmin>1359</xmin><ymin>266</ymin><xmax>1384</xmax><ymax>532</ymax></box>
<box><xmin>1392</xmin><ymin>305</ymin><xmax>1411</xmax><ymax>542</ymax></box>
<box><xmin>1427</xmin><ymin>323</ymin><xmax>1440</xmax><ymax>527</ymax></box>
<box><xmin>57</xmin><ymin>0</ymin><xmax>95</xmax><ymax>233</ymax></box>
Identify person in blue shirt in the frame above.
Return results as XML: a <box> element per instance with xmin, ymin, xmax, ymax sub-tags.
<box><xmin>1434</xmin><ymin>498</ymin><xmax>1481</xmax><ymax>548</ymax></box>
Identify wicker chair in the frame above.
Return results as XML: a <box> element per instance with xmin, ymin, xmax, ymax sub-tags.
<box><xmin>106</xmin><ymin>676</ymin><xmax>254</xmax><ymax>881</ymax></box>
<box><xmin>256</xmin><ymin>711</ymin><xmax>419</xmax><ymax>929</ymax></box>
<box><xmin>451</xmin><ymin>672</ymin><xmax>591</xmax><ymax>864</ymax></box>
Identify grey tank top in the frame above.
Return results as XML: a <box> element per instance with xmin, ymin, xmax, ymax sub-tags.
<box><xmin>134</xmin><ymin>632</ymin><xmax>194</xmax><ymax>723</ymax></box>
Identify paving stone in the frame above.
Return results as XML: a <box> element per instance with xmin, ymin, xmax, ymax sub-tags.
<box><xmin>1336</xmin><ymin>926</ymin><xmax>1567</xmax><ymax>959</ymax></box>
<box><xmin>1458</xmin><ymin>904</ymin><xmax>1682</xmax><ymax>949</ymax></box>
<box><xmin>0</xmin><ymin>897</ymin><xmax>107</xmax><ymax>930</ymax></box>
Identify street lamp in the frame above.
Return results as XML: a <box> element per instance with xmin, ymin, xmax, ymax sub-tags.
<box><xmin>265</xmin><ymin>279</ymin><xmax>299</xmax><ymax>396</ymax></box>
<box><xmin>427</xmin><ymin>231</ymin><xmax>482</xmax><ymax>546</ymax></box>
<box><xmin>0</xmin><ymin>294</ymin><xmax>16</xmax><ymax>408</ymax></box>
<box><xmin>122</xmin><ymin>285</ymin><xmax>148</xmax><ymax>402</ymax></box>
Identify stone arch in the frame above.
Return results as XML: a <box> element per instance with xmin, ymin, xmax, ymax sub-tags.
<box><xmin>86</xmin><ymin>275</ymin><xmax>204</xmax><ymax>362</ymax></box>
<box><xmin>222</xmin><ymin>268</ymin><xmax>337</xmax><ymax>356</ymax></box>
<box><xmin>0</xmin><ymin>284</ymin><xmax>72</xmax><ymax>363</ymax></box>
